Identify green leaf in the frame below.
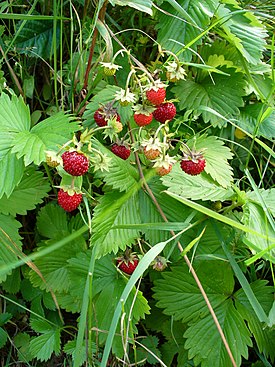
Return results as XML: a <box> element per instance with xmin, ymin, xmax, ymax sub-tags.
<box><xmin>235</xmin><ymin>280</ymin><xmax>275</xmax><ymax>361</ymax></box>
<box><xmin>29</xmin><ymin>327</ymin><xmax>61</xmax><ymax>362</ymax></box>
<box><xmin>194</xmin><ymin>135</ymin><xmax>234</xmax><ymax>187</ymax></box>
<box><xmin>238</xmin><ymin>104</ymin><xmax>275</xmax><ymax>140</ymax></box>
<box><xmin>153</xmin><ymin>260</ymin><xmax>234</xmax><ymax>323</ymax></box>
<box><xmin>36</xmin><ymin>203</ymin><xmax>69</xmax><ymax>239</ymax></box>
<box><xmin>184</xmin><ymin>300</ymin><xmax>252</xmax><ymax>367</ymax></box>
<box><xmin>0</xmin><ymin>215</ymin><xmax>22</xmax><ymax>282</ymax></box>
<box><xmin>173</xmin><ymin>67</ymin><xmax>245</xmax><ymax>127</ymax></box>
<box><xmin>0</xmin><ymin>327</ymin><xmax>8</xmax><ymax>348</ymax></box>
<box><xmin>13</xmin><ymin>332</ymin><xmax>33</xmax><ymax>362</ymax></box>
<box><xmin>155</xmin><ymin>0</ymin><xmax>218</xmax><ymax>61</ymax></box>
<box><xmin>0</xmin><ymin>167</ymin><xmax>51</xmax><ymax>216</ymax></box>
<box><xmin>110</xmin><ymin>0</ymin><xmax>152</xmax><ymax>15</ymax></box>
<box><xmin>243</xmin><ymin>202</ymin><xmax>275</xmax><ymax>263</ymax></box>
<box><xmin>162</xmin><ymin>164</ymin><xmax>235</xmax><ymax>201</ymax></box>
<box><xmin>0</xmin><ymin>154</ymin><xmax>24</xmax><ymax>198</ymax></box>
<box><xmin>91</xmin><ymin>138</ymin><xmax>139</xmax><ymax>192</ymax></box>
<box><xmin>12</xmin><ymin>112</ymin><xmax>79</xmax><ymax>165</ymax></box>
<box><xmin>0</xmin><ymin>93</ymin><xmax>30</xmax><ymax>133</ymax></box>
<box><xmin>217</xmin><ymin>4</ymin><xmax>267</xmax><ymax>65</ymax></box>
<box><xmin>136</xmin><ymin>336</ymin><xmax>161</xmax><ymax>364</ymax></box>
<box><xmin>92</xmin><ymin>191</ymin><xmax>141</xmax><ymax>257</ymax></box>
<box><xmin>15</xmin><ymin>20</ymin><xmax>60</xmax><ymax>59</ymax></box>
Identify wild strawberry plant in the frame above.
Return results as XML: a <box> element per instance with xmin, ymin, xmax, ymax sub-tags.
<box><xmin>0</xmin><ymin>0</ymin><xmax>274</xmax><ymax>366</ymax></box>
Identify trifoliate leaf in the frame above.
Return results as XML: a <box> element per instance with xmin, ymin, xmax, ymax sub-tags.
<box><xmin>0</xmin><ymin>167</ymin><xmax>51</xmax><ymax>216</ymax></box>
<box><xmin>162</xmin><ymin>164</ymin><xmax>234</xmax><ymax>201</ymax></box>
<box><xmin>173</xmin><ymin>67</ymin><xmax>245</xmax><ymax>127</ymax></box>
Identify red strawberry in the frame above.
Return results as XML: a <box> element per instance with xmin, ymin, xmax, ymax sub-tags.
<box><xmin>146</xmin><ymin>88</ymin><xmax>166</xmax><ymax>106</ymax></box>
<box><xmin>134</xmin><ymin>113</ymin><xmax>153</xmax><ymax>127</ymax></box>
<box><xmin>111</xmin><ymin>144</ymin><xmax>131</xmax><ymax>160</ymax></box>
<box><xmin>156</xmin><ymin>164</ymin><xmax>173</xmax><ymax>176</ymax></box>
<box><xmin>62</xmin><ymin>151</ymin><xmax>89</xmax><ymax>176</ymax></box>
<box><xmin>117</xmin><ymin>250</ymin><xmax>139</xmax><ymax>275</ymax></box>
<box><xmin>94</xmin><ymin>105</ymin><xmax>121</xmax><ymax>127</ymax></box>
<box><xmin>153</xmin><ymin>102</ymin><xmax>176</xmax><ymax>123</ymax></box>
<box><xmin>180</xmin><ymin>158</ymin><xmax>206</xmax><ymax>175</ymax></box>
<box><xmin>58</xmin><ymin>189</ymin><xmax>82</xmax><ymax>212</ymax></box>
<box><xmin>143</xmin><ymin>147</ymin><xmax>160</xmax><ymax>160</ymax></box>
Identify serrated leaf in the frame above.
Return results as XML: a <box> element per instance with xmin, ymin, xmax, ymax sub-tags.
<box><xmin>15</xmin><ymin>20</ymin><xmax>60</xmax><ymax>59</ymax></box>
<box><xmin>13</xmin><ymin>332</ymin><xmax>33</xmax><ymax>362</ymax></box>
<box><xmin>29</xmin><ymin>327</ymin><xmax>61</xmax><ymax>362</ymax></box>
<box><xmin>0</xmin><ymin>167</ymin><xmax>51</xmax><ymax>216</ymax></box>
<box><xmin>0</xmin><ymin>327</ymin><xmax>8</xmax><ymax>348</ymax></box>
<box><xmin>91</xmin><ymin>138</ymin><xmax>139</xmax><ymax>192</ymax></box>
<box><xmin>235</xmin><ymin>280</ymin><xmax>275</xmax><ymax>361</ymax></box>
<box><xmin>155</xmin><ymin>0</ymin><xmax>218</xmax><ymax>61</ymax></box>
<box><xmin>162</xmin><ymin>164</ymin><xmax>235</xmax><ymax>201</ymax></box>
<box><xmin>153</xmin><ymin>261</ymin><xmax>234</xmax><ymax>323</ymax></box>
<box><xmin>92</xmin><ymin>191</ymin><xmax>141</xmax><ymax>257</ymax></box>
<box><xmin>173</xmin><ymin>67</ymin><xmax>245</xmax><ymax>127</ymax></box>
<box><xmin>0</xmin><ymin>93</ymin><xmax>30</xmax><ymax>132</ymax></box>
<box><xmin>217</xmin><ymin>4</ymin><xmax>267</xmax><ymax>65</ymax></box>
<box><xmin>136</xmin><ymin>336</ymin><xmax>161</xmax><ymax>364</ymax></box>
<box><xmin>0</xmin><ymin>215</ymin><xmax>22</xmax><ymax>282</ymax></box>
<box><xmin>12</xmin><ymin>112</ymin><xmax>79</xmax><ymax>165</ymax></box>
<box><xmin>111</xmin><ymin>0</ymin><xmax>152</xmax><ymax>15</ymax></box>
<box><xmin>36</xmin><ymin>203</ymin><xmax>68</xmax><ymax>239</ymax></box>
<box><xmin>184</xmin><ymin>300</ymin><xmax>252</xmax><ymax>367</ymax></box>
<box><xmin>194</xmin><ymin>135</ymin><xmax>234</xmax><ymax>187</ymax></box>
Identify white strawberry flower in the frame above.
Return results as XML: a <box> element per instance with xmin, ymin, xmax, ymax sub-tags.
<box><xmin>165</xmin><ymin>61</ymin><xmax>186</xmax><ymax>82</ymax></box>
<box><xmin>141</xmin><ymin>137</ymin><xmax>168</xmax><ymax>153</ymax></box>
<box><xmin>100</xmin><ymin>62</ymin><xmax>121</xmax><ymax>71</ymax></box>
<box><xmin>152</xmin><ymin>154</ymin><xmax>177</xmax><ymax>169</ymax></box>
<box><xmin>114</xmin><ymin>88</ymin><xmax>136</xmax><ymax>105</ymax></box>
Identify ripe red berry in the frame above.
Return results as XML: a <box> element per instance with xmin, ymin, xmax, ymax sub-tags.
<box><xmin>94</xmin><ymin>108</ymin><xmax>121</xmax><ymax>127</ymax></box>
<box><xmin>153</xmin><ymin>102</ymin><xmax>176</xmax><ymax>123</ymax></box>
<box><xmin>156</xmin><ymin>164</ymin><xmax>173</xmax><ymax>176</ymax></box>
<box><xmin>180</xmin><ymin>158</ymin><xmax>206</xmax><ymax>175</ymax></box>
<box><xmin>134</xmin><ymin>113</ymin><xmax>153</xmax><ymax>127</ymax></box>
<box><xmin>116</xmin><ymin>250</ymin><xmax>139</xmax><ymax>275</ymax></box>
<box><xmin>146</xmin><ymin>88</ymin><xmax>166</xmax><ymax>106</ymax></box>
<box><xmin>58</xmin><ymin>189</ymin><xmax>82</xmax><ymax>212</ymax></box>
<box><xmin>62</xmin><ymin>151</ymin><xmax>89</xmax><ymax>176</ymax></box>
<box><xmin>111</xmin><ymin>144</ymin><xmax>131</xmax><ymax>160</ymax></box>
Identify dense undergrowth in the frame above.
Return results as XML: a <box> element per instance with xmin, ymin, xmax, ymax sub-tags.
<box><xmin>0</xmin><ymin>0</ymin><xmax>274</xmax><ymax>366</ymax></box>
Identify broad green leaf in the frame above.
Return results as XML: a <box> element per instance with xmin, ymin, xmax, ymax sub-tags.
<box><xmin>235</xmin><ymin>280</ymin><xmax>275</xmax><ymax>361</ymax></box>
<box><xmin>194</xmin><ymin>135</ymin><xmax>234</xmax><ymax>187</ymax></box>
<box><xmin>243</xmin><ymin>202</ymin><xmax>275</xmax><ymax>262</ymax></box>
<box><xmin>29</xmin><ymin>327</ymin><xmax>61</xmax><ymax>362</ymax></box>
<box><xmin>217</xmin><ymin>4</ymin><xmax>267</xmax><ymax>65</ymax></box>
<box><xmin>14</xmin><ymin>20</ymin><xmax>60</xmax><ymax>59</ymax></box>
<box><xmin>135</xmin><ymin>336</ymin><xmax>161</xmax><ymax>364</ymax></box>
<box><xmin>28</xmin><ymin>235</ymin><xmax>87</xmax><ymax>293</ymax></box>
<box><xmin>0</xmin><ymin>153</ymin><xmax>24</xmax><ymax>198</ymax></box>
<box><xmin>110</xmin><ymin>0</ymin><xmax>152</xmax><ymax>15</ymax></box>
<box><xmin>0</xmin><ymin>327</ymin><xmax>8</xmax><ymax>348</ymax></box>
<box><xmin>238</xmin><ymin>104</ymin><xmax>275</xmax><ymax>140</ymax></box>
<box><xmin>0</xmin><ymin>167</ymin><xmax>51</xmax><ymax>216</ymax></box>
<box><xmin>247</xmin><ymin>188</ymin><xmax>275</xmax><ymax>218</ymax></box>
<box><xmin>173</xmin><ymin>67</ymin><xmax>245</xmax><ymax>127</ymax></box>
<box><xmin>92</xmin><ymin>191</ymin><xmax>141</xmax><ymax>257</ymax></box>
<box><xmin>155</xmin><ymin>0</ymin><xmax>218</xmax><ymax>61</ymax></box>
<box><xmin>91</xmin><ymin>138</ymin><xmax>139</xmax><ymax>192</ymax></box>
<box><xmin>1</xmin><ymin>268</ymin><xmax>21</xmax><ymax>294</ymax></box>
<box><xmin>12</xmin><ymin>112</ymin><xmax>79</xmax><ymax>165</ymax></box>
<box><xmin>0</xmin><ymin>93</ymin><xmax>30</xmax><ymax>132</ymax></box>
<box><xmin>0</xmin><ymin>215</ymin><xmax>22</xmax><ymax>282</ymax></box>
<box><xmin>162</xmin><ymin>164</ymin><xmax>235</xmax><ymax>201</ymax></box>
<box><xmin>36</xmin><ymin>203</ymin><xmax>69</xmax><ymax>239</ymax></box>
<box><xmin>13</xmin><ymin>332</ymin><xmax>33</xmax><ymax>362</ymax></box>
<box><xmin>153</xmin><ymin>260</ymin><xmax>234</xmax><ymax>323</ymax></box>
<box><xmin>184</xmin><ymin>300</ymin><xmax>252</xmax><ymax>367</ymax></box>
